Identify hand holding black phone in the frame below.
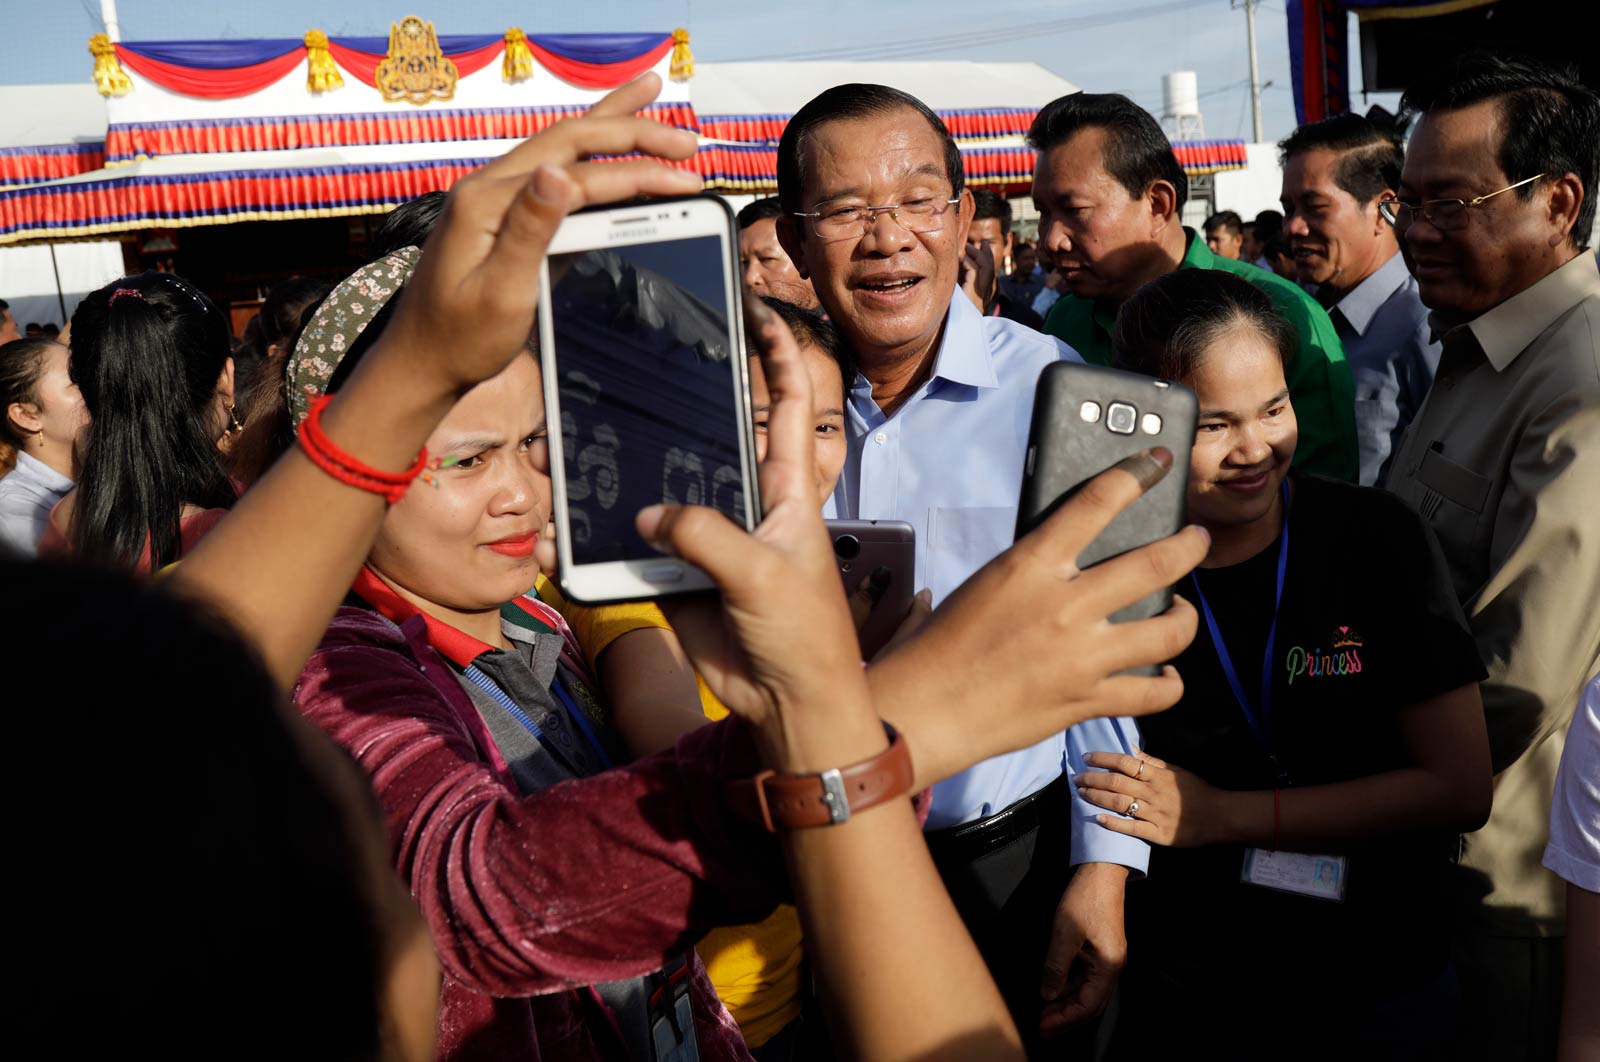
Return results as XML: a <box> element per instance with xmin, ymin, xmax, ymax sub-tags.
<box><xmin>1017</xmin><ymin>362</ymin><xmax>1197</xmax><ymax>640</ymax></box>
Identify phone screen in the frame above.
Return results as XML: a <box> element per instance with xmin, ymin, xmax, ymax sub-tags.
<box><xmin>546</xmin><ymin>235</ymin><xmax>747</xmax><ymax>564</ymax></box>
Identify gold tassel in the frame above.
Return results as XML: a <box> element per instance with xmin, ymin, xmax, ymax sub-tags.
<box><xmin>89</xmin><ymin>34</ymin><xmax>133</xmax><ymax>97</ymax></box>
<box><xmin>304</xmin><ymin>30</ymin><xmax>344</xmax><ymax>93</ymax></box>
<box><xmin>669</xmin><ymin>28</ymin><xmax>694</xmax><ymax>82</ymax></box>
<box><xmin>503</xmin><ymin>27</ymin><xmax>535</xmax><ymax>83</ymax></box>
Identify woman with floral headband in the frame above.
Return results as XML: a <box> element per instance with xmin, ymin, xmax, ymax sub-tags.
<box><xmin>284</xmin><ymin>258</ymin><xmax>727</xmax><ymax>1058</ymax></box>
<box><xmin>39</xmin><ymin>271</ymin><xmax>241</xmax><ymax>571</ymax></box>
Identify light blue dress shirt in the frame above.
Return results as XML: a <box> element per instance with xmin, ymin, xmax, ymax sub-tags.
<box><xmin>0</xmin><ymin>450</ymin><xmax>73</xmax><ymax>557</ymax></box>
<box><xmin>1326</xmin><ymin>252</ymin><xmax>1440</xmax><ymax>487</ymax></box>
<box><xmin>828</xmin><ymin>290</ymin><xmax>1150</xmax><ymax>871</ymax></box>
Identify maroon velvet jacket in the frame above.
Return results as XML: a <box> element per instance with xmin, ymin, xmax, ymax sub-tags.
<box><xmin>294</xmin><ymin>605</ymin><xmax>790</xmax><ymax>1062</ymax></box>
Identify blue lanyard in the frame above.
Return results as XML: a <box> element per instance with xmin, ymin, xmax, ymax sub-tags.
<box><xmin>461</xmin><ymin>663</ymin><xmax>613</xmax><ymax>776</ymax></box>
<box><xmin>552</xmin><ymin>671</ymin><xmax>614</xmax><ymax>770</ymax></box>
<box><xmin>1189</xmin><ymin>481</ymin><xmax>1290</xmax><ymax>763</ymax></box>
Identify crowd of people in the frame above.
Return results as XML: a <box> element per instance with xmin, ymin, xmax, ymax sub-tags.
<box><xmin>2</xmin><ymin>48</ymin><xmax>1597</xmax><ymax>1062</ymax></box>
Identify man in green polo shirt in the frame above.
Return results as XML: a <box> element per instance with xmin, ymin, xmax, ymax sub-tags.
<box><xmin>1028</xmin><ymin>93</ymin><xmax>1358</xmax><ymax>481</ymax></box>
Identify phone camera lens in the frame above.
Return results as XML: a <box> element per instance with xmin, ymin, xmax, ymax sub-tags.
<box><xmin>1107</xmin><ymin>402</ymin><xmax>1137</xmax><ymax>435</ymax></box>
<box><xmin>834</xmin><ymin>534</ymin><xmax>861</xmax><ymax>560</ymax></box>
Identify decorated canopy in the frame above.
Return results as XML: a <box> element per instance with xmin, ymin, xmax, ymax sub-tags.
<box><xmin>0</xmin><ymin>18</ymin><xmax>1249</xmax><ymax>246</ymax></box>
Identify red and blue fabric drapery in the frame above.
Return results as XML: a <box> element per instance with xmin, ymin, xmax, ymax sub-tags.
<box><xmin>0</xmin><ymin>144</ymin><xmax>107</xmax><ymax>190</ymax></box>
<box><xmin>0</xmin><ymin>137</ymin><xmax>1253</xmax><ymax>242</ymax></box>
<box><xmin>103</xmin><ymin>102</ymin><xmax>699</xmax><ymax>165</ymax></box>
<box><xmin>111</xmin><ymin>33</ymin><xmax>678</xmax><ymax>98</ymax></box>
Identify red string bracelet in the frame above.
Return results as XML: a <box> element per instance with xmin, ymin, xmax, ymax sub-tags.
<box><xmin>298</xmin><ymin>394</ymin><xmax>428</xmax><ymax>505</ymax></box>
<box><xmin>1271</xmin><ymin>788</ymin><xmax>1281</xmax><ymax>852</ymax></box>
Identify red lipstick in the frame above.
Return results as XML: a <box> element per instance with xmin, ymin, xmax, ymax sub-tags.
<box><xmin>485</xmin><ymin>531</ymin><xmax>538</xmax><ymax>557</ymax></box>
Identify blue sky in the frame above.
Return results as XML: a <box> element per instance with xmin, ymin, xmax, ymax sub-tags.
<box><xmin>13</xmin><ymin>1</ymin><xmax>1392</xmax><ymax>143</ymax></box>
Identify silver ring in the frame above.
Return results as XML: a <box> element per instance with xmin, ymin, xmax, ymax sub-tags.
<box><xmin>1135</xmin><ymin>758</ymin><xmax>1146</xmax><ymax>778</ymax></box>
<box><xmin>1127</xmin><ymin>799</ymin><xmax>1141</xmax><ymax>818</ymax></box>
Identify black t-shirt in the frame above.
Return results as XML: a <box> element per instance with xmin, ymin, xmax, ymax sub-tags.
<box><xmin>1120</xmin><ymin>475</ymin><xmax>1487</xmax><ymax>1038</ymax></box>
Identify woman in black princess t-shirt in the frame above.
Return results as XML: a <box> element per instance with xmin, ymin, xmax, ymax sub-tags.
<box><xmin>1077</xmin><ymin>270</ymin><xmax>1492</xmax><ymax>1059</ymax></box>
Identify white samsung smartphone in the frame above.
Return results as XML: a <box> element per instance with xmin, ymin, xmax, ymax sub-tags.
<box><xmin>538</xmin><ymin>194</ymin><xmax>760</xmax><ymax>604</ymax></box>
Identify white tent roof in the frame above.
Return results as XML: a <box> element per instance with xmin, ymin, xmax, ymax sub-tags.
<box><xmin>0</xmin><ymin>84</ymin><xmax>107</xmax><ymax>147</ymax></box>
<box><xmin>692</xmin><ymin>61</ymin><xmax>1075</xmax><ymax>115</ymax></box>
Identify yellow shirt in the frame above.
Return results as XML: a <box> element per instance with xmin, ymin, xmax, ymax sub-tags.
<box><xmin>533</xmin><ymin>579</ymin><xmax>806</xmax><ymax>1048</ymax></box>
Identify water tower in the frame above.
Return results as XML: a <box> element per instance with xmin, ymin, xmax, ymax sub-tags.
<box><xmin>1162</xmin><ymin>71</ymin><xmax>1204</xmax><ymax>140</ymax></box>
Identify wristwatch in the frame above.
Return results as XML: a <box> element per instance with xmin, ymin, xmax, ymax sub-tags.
<box><xmin>727</xmin><ymin>724</ymin><xmax>914</xmax><ymax>831</ymax></box>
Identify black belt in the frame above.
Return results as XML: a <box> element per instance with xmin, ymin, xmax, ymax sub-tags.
<box><xmin>924</xmin><ymin>772</ymin><xmax>1071</xmax><ymax>867</ymax></box>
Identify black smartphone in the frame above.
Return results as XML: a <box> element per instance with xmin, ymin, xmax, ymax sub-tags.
<box><xmin>825</xmin><ymin>519</ymin><xmax>916</xmax><ymax>659</ymax></box>
<box><xmin>1016</xmin><ymin>362</ymin><xmax>1197</xmax><ymax>634</ymax></box>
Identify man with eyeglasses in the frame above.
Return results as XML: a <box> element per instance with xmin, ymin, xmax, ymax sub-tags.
<box><xmin>1383</xmin><ymin>54</ymin><xmax>1600</xmax><ymax>1062</ymax></box>
<box><xmin>774</xmin><ymin>83</ymin><xmax>1147</xmax><ymax>1052</ymax></box>
<box><xmin>1278</xmin><ymin>113</ymin><xmax>1440</xmax><ymax>486</ymax></box>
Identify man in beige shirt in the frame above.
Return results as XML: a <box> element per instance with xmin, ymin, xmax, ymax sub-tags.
<box><xmin>1385</xmin><ymin>55</ymin><xmax>1600</xmax><ymax>1059</ymax></box>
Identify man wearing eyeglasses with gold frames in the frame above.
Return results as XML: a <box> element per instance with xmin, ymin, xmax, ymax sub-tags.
<box><xmin>774</xmin><ymin>84</ymin><xmax>1147</xmax><ymax>1055</ymax></box>
<box><xmin>1384</xmin><ymin>53</ymin><xmax>1600</xmax><ymax>1062</ymax></box>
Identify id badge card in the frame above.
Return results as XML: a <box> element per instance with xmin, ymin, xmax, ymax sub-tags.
<box><xmin>649</xmin><ymin>994</ymin><xmax>700</xmax><ymax>1062</ymax></box>
<box><xmin>1241</xmin><ymin>848</ymin><xmax>1347</xmax><ymax>902</ymax></box>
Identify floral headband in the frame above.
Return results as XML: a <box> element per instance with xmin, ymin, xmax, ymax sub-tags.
<box><xmin>284</xmin><ymin>245</ymin><xmax>422</xmax><ymax>428</ymax></box>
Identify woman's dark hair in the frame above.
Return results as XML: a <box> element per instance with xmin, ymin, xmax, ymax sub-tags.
<box><xmin>229</xmin><ymin>278</ymin><xmax>332</xmax><ymax>486</ymax></box>
<box><xmin>233</xmin><ymin>291</ymin><xmax>402</xmax><ymax>484</ymax></box>
<box><xmin>370</xmin><ymin>191</ymin><xmax>447</xmax><ymax>260</ymax></box>
<box><xmin>232</xmin><ymin>314</ymin><xmax>265</xmax><ymax>390</ymax></box>
<box><xmin>259</xmin><ymin>276</ymin><xmax>331</xmax><ymax>356</ymax></box>
<box><xmin>1111</xmin><ymin>269</ymin><xmax>1296</xmax><ymax>384</ymax></box>
<box><xmin>0</xmin><ymin>336</ymin><xmax>58</xmax><ymax>476</ymax></box>
<box><xmin>3</xmin><ymin>558</ymin><xmax>396</xmax><ymax>1058</ymax></box>
<box><xmin>753</xmin><ymin>296</ymin><xmax>857</xmax><ymax>400</ymax></box>
<box><xmin>68</xmin><ymin>271</ymin><xmax>237</xmax><ymax>569</ymax></box>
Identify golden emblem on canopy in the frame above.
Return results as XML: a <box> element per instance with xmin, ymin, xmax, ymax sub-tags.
<box><xmin>375</xmin><ymin>16</ymin><xmax>458</xmax><ymax>105</ymax></box>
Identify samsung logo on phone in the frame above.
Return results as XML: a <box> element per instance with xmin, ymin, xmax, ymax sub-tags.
<box><xmin>609</xmin><ymin>226</ymin><xmax>658</xmax><ymax>240</ymax></box>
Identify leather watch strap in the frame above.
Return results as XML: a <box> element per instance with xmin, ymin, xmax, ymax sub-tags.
<box><xmin>727</xmin><ymin>724</ymin><xmax>914</xmax><ymax>831</ymax></box>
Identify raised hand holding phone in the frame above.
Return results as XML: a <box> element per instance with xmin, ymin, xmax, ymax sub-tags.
<box><xmin>539</xmin><ymin>195</ymin><xmax>758</xmax><ymax>605</ymax></box>
<box><xmin>869</xmin><ymin>452</ymin><xmax>1207</xmax><ymax>792</ymax></box>
<box><xmin>172</xmin><ymin>72</ymin><xmax>703</xmax><ymax>689</ymax></box>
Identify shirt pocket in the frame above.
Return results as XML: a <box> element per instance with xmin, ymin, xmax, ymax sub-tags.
<box><xmin>1413</xmin><ymin>447</ymin><xmax>1492</xmax><ymax>557</ymax></box>
<box><xmin>927</xmin><ymin>506</ymin><xmax>1017</xmax><ymax>601</ymax></box>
